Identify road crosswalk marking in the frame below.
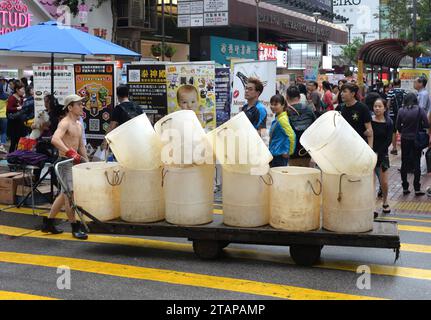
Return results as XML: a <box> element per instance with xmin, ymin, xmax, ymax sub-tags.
<box><xmin>0</xmin><ymin>251</ymin><xmax>383</xmax><ymax>300</ymax></box>
<box><xmin>1</xmin><ymin>225</ymin><xmax>431</xmax><ymax>282</ymax></box>
<box><xmin>0</xmin><ymin>290</ymin><xmax>57</xmax><ymax>300</ymax></box>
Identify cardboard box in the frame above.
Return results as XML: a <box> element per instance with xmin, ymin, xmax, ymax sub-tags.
<box><xmin>0</xmin><ymin>172</ymin><xmax>28</xmax><ymax>205</ymax></box>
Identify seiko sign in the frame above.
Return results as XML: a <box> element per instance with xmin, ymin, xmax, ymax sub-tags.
<box><xmin>333</xmin><ymin>0</ymin><xmax>362</xmax><ymax>5</ymax></box>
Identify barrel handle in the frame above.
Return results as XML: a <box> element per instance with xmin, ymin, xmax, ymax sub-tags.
<box><xmin>307</xmin><ymin>179</ymin><xmax>322</xmax><ymax>196</ymax></box>
<box><xmin>298</xmin><ymin>148</ymin><xmax>309</xmax><ymax>157</ymax></box>
<box><xmin>333</xmin><ymin>112</ymin><xmax>337</xmax><ymax>128</ymax></box>
<box><xmin>260</xmin><ymin>173</ymin><xmax>273</xmax><ymax>186</ymax></box>
<box><xmin>105</xmin><ymin>170</ymin><xmax>124</xmax><ymax>186</ymax></box>
<box><xmin>217</xmin><ymin>127</ymin><xmax>229</xmax><ymax>136</ymax></box>
<box><xmin>337</xmin><ymin>173</ymin><xmax>347</xmax><ymax>202</ymax></box>
<box><xmin>161</xmin><ymin>167</ymin><xmax>168</xmax><ymax>187</ymax></box>
<box><xmin>160</xmin><ymin>118</ymin><xmax>172</xmax><ymax>127</ymax></box>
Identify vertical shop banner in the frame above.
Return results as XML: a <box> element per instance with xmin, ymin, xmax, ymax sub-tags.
<box><xmin>127</xmin><ymin>63</ymin><xmax>167</xmax><ymax>124</ymax></box>
<box><xmin>399</xmin><ymin>69</ymin><xmax>431</xmax><ymax>93</ymax></box>
<box><xmin>33</xmin><ymin>64</ymin><xmax>75</xmax><ymax>114</ymax></box>
<box><xmin>215</xmin><ymin>67</ymin><xmax>231</xmax><ymax>126</ymax></box>
<box><xmin>231</xmin><ymin>60</ymin><xmax>277</xmax><ymax>128</ymax></box>
<box><xmin>74</xmin><ymin>63</ymin><xmax>115</xmax><ymax>145</ymax></box>
<box><xmin>304</xmin><ymin>57</ymin><xmax>320</xmax><ymax>82</ymax></box>
<box><xmin>166</xmin><ymin>62</ymin><xmax>217</xmax><ymax>131</ymax></box>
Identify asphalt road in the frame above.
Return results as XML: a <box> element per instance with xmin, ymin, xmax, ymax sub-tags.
<box><xmin>0</xmin><ymin>204</ymin><xmax>430</xmax><ymax>300</ymax></box>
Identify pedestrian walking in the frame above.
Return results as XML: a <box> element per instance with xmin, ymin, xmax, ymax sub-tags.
<box><xmin>372</xmin><ymin>98</ymin><xmax>393</xmax><ymax>214</ymax></box>
<box><xmin>285</xmin><ymin>85</ymin><xmax>316</xmax><ymax>167</ymax></box>
<box><xmin>6</xmin><ymin>81</ymin><xmax>27</xmax><ymax>153</ymax></box>
<box><xmin>307</xmin><ymin>81</ymin><xmax>322</xmax><ymax>116</ymax></box>
<box><xmin>269</xmin><ymin>94</ymin><xmax>296</xmax><ymax>168</ymax></box>
<box><xmin>396</xmin><ymin>93</ymin><xmax>430</xmax><ymax>196</ymax></box>
<box><xmin>386</xmin><ymin>79</ymin><xmax>406</xmax><ymax>155</ymax></box>
<box><xmin>337</xmin><ymin>82</ymin><xmax>374</xmax><ymax>148</ymax></box>
<box><xmin>242</xmin><ymin>78</ymin><xmax>267</xmax><ymax>135</ymax></box>
<box><xmin>415</xmin><ymin>76</ymin><xmax>430</xmax><ymax>113</ymax></box>
<box><xmin>322</xmin><ymin>81</ymin><xmax>334</xmax><ymax>111</ymax></box>
<box><xmin>41</xmin><ymin>94</ymin><xmax>89</xmax><ymax>239</ymax></box>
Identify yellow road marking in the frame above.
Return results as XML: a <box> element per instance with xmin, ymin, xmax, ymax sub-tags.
<box><xmin>398</xmin><ymin>225</ymin><xmax>431</xmax><ymax>234</ymax></box>
<box><xmin>379</xmin><ymin>217</ymin><xmax>431</xmax><ymax>224</ymax></box>
<box><xmin>0</xmin><ymin>251</ymin><xmax>381</xmax><ymax>300</ymax></box>
<box><xmin>394</xmin><ymin>201</ymin><xmax>431</xmax><ymax>213</ymax></box>
<box><xmin>1</xmin><ymin>225</ymin><xmax>431</xmax><ymax>282</ymax></box>
<box><xmin>0</xmin><ymin>290</ymin><xmax>57</xmax><ymax>300</ymax></box>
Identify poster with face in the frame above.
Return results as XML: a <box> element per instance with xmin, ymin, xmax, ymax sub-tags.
<box><xmin>74</xmin><ymin>63</ymin><xmax>115</xmax><ymax>146</ymax></box>
<box><xmin>231</xmin><ymin>60</ymin><xmax>277</xmax><ymax>128</ymax></box>
<box><xmin>166</xmin><ymin>62</ymin><xmax>216</xmax><ymax>131</ymax></box>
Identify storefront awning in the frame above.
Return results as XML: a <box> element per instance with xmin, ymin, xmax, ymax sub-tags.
<box><xmin>357</xmin><ymin>39</ymin><xmax>409</xmax><ymax>68</ymax></box>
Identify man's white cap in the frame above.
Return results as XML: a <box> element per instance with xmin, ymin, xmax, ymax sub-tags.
<box><xmin>63</xmin><ymin>94</ymin><xmax>84</xmax><ymax>110</ymax></box>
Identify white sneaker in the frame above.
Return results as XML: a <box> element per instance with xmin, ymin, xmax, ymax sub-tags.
<box><xmin>426</xmin><ymin>186</ymin><xmax>431</xmax><ymax>197</ymax></box>
<box><xmin>0</xmin><ymin>145</ymin><xmax>7</xmax><ymax>153</ymax></box>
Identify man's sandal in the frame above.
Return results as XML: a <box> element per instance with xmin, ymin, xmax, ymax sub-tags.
<box><xmin>382</xmin><ymin>204</ymin><xmax>391</xmax><ymax>214</ymax></box>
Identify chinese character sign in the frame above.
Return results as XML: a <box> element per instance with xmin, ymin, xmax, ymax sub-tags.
<box><xmin>74</xmin><ymin>63</ymin><xmax>115</xmax><ymax>145</ymax></box>
<box><xmin>127</xmin><ymin>64</ymin><xmax>168</xmax><ymax>124</ymax></box>
<box><xmin>258</xmin><ymin>44</ymin><xmax>277</xmax><ymax>61</ymax></box>
<box><xmin>166</xmin><ymin>62</ymin><xmax>216</xmax><ymax>132</ymax></box>
<box><xmin>215</xmin><ymin>67</ymin><xmax>231</xmax><ymax>126</ymax></box>
<box><xmin>32</xmin><ymin>64</ymin><xmax>75</xmax><ymax>115</ymax></box>
<box><xmin>210</xmin><ymin>36</ymin><xmax>256</xmax><ymax>66</ymax></box>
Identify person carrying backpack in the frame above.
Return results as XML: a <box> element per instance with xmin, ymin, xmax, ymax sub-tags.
<box><xmin>386</xmin><ymin>78</ymin><xmax>406</xmax><ymax>155</ymax></box>
<box><xmin>285</xmin><ymin>85</ymin><xmax>316</xmax><ymax>167</ymax></box>
<box><xmin>108</xmin><ymin>85</ymin><xmax>143</xmax><ymax>131</ymax></box>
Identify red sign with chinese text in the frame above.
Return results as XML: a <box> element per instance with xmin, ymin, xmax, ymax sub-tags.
<box><xmin>258</xmin><ymin>43</ymin><xmax>277</xmax><ymax>61</ymax></box>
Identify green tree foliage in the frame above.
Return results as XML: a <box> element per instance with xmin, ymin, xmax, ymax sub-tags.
<box><xmin>340</xmin><ymin>38</ymin><xmax>364</xmax><ymax>65</ymax></box>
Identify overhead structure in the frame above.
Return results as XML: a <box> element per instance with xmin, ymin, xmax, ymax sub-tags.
<box><xmin>357</xmin><ymin>39</ymin><xmax>409</xmax><ymax>68</ymax></box>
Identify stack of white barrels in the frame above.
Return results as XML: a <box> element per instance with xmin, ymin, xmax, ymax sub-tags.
<box><xmin>72</xmin><ymin>109</ymin><xmax>377</xmax><ymax>234</ymax></box>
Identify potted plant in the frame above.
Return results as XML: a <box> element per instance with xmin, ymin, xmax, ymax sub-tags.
<box><xmin>165</xmin><ymin>45</ymin><xmax>177</xmax><ymax>61</ymax></box>
<box><xmin>151</xmin><ymin>44</ymin><xmax>162</xmax><ymax>57</ymax></box>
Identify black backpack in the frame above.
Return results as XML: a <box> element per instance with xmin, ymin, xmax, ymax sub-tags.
<box><xmin>119</xmin><ymin>102</ymin><xmax>143</xmax><ymax>121</ymax></box>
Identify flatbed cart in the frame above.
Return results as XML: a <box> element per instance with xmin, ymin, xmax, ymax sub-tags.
<box><xmin>55</xmin><ymin>159</ymin><xmax>401</xmax><ymax>267</ymax></box>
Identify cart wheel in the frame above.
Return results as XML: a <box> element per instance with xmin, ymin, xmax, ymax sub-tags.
<box><xmin>290</xmin><ymin>245</ymin><xmax>322</xmax><ymax>267</ymax></box>
<box><xmin>193</xmin><ymin>240</ymin><xmax>223</xmax><ymax>260</ymax></box>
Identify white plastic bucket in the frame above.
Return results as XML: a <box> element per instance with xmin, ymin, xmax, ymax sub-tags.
<box><xmin>222</xmin><ymin>169</ymin><xmax>270</xmax><ymax>227</ymax></box>
<box><xmin>206</xmin><ymin>112</ymin><xmax>273</xmax><ymax>175</ymax></box>
<box><xmin>105</xmin><ymin>113</ymin><xmax>162</xmax><ymax>170</ymax></box>
<box><xmin>163</xmin><ymin>165</ymin><xmax>214</xmax><ymax>225</ymax></box>
<box><xmin>270</xmin><ymin>167</ymin><xmax>322</xmax><ymax>231</ymax></box>
<box><xmin>154</xmin><ymin>110</ymin><xmax>211</xmax><ymax>167</ymax></box>
<box><xmin>120</xmin><ymin>167</ymin><xmax>165</xmax><ymax>223</ymax></box>
<box><xmin>322</xmin><ymin>172</ymin><xmax>374</xmax><ymax>233</ymax></box>
<box><xmin>72</xmin><ymin>162</ymin><xmax>121</xmax><ymax>222</ymax></box>
<box><xmin>299</xmin><ymin>111</ymin><xmax>377</xmax><ymax>176</ymax></box>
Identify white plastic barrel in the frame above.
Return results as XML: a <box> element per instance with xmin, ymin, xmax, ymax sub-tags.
<box><xmin>72</xmin><ymin>162</ymin><xmax>121</xmax><ymax>222</ymax></box>
<box><xmin>222</xmin><ymin>169</ymin><xmax>270</xmax><ymax>227</ymax></box>
<box><xmin>163</xmin><ymin>165</ymin><xmax>214</xmax><ymax>225</ymax></box>
<box><xmin>105</xmin><ymin>113</ymin><xmax>162</xmax><ymax>170</ymax></box>
<box><xmin>120</xmin><ymin>168</ymin><xmax>165</xmax><ymax>223</ymax></box>
<box><xmin>270</xmin><ymin>167</ymin><xmax>322</xmax><ymax>231</ymax></box>
<box><xmin>299</xmin><ymin>111</ymin><xmax>377</xmax><ymax>176</ymax></box>
<box><xmin>206</xmin><ymin>112</ymin><xmax>273</xmax><ymax>175</ymax></box>
<box><xmin>322</xmin><ymin>172</ymin><xmax>374</xmax><ymax>233</ymax></box>
<box><xmin>154</xmin><ymin>110</ymin><xmax>210</xmax><ymax>167</ymax></box>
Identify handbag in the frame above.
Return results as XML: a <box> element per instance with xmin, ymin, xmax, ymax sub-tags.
<box><xmin>415</xmin><ymin>108</ymin><xmax>430</xmax><ymax>150</ymax></box>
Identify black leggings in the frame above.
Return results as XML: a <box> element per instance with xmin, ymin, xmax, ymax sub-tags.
<box><xmin>400</xmin><ymin>138</ymin><xmax>422</xmax><ymax>191</ymax></box>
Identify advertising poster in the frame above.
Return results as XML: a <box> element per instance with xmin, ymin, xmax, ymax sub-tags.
<box><xmin>231</xmin><ymin>60</ymin><xmax>277</xmax><ymax>129</ymax></box>
<box><xmin>74</xmin><ymin>63</ymin><xmax>115</xmax><ymax>145</ymax></box>
<box><xmin>304</xmin><ymin>57</ymin><xmax>320</xmax><ymax>82</ymax></box>
<box><xmin>32</xmin><ymin>64</ymin><xmax>75</xmax><ymax>114</ymax></box>
<box><xmin>166</xmin><ymin>62</ymin><xmax>216</xmax><ymax>131</ymax></box>
<box><xmin>276</xmin><ymin>74</ymin><xmax>293</xmax><ymax>97</ymax></box>
<box><xmin>215</xmin><ymin>67</ymin><xmax>231</xmax><ymax>126</ymax></box>
<box><xmin>127</xmin><ymin>63</ymin><xmax>167</xmax><ymax>124</ymax></box>
<box><xmin>399</xmin><ymin>69</ymin><xmax>431</xmax><ymax>93</ymax></box>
